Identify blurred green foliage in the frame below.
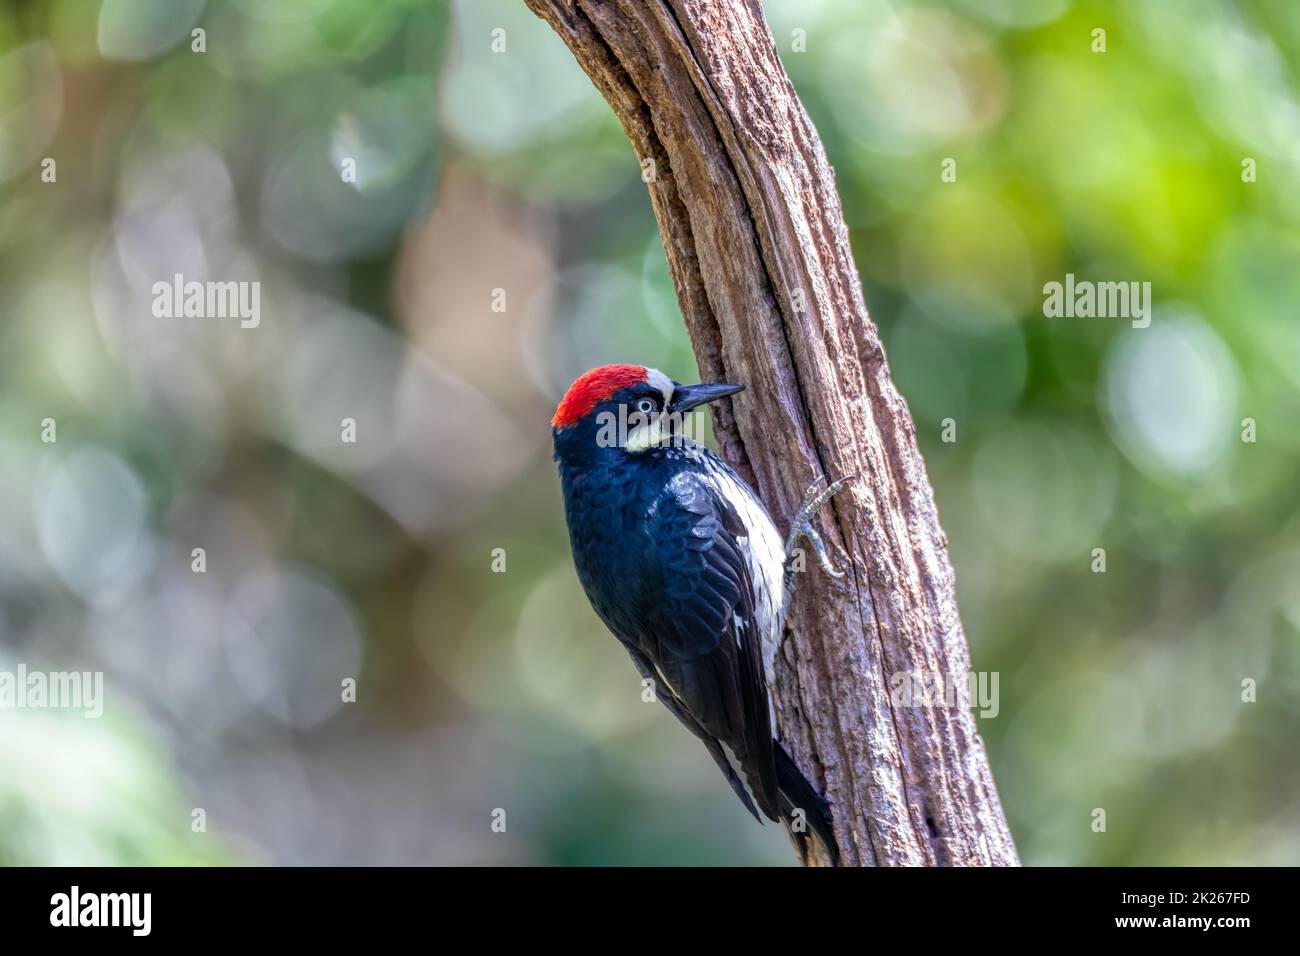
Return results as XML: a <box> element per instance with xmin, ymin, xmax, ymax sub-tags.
<box><xmin>1</xmin><ymin>0</ymin><xmax>1298</xmax><ymax>865</ymax></box>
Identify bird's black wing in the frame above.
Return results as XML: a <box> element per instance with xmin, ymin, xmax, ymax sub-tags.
<box><xmin>627</xmin><ymin>470</ymin><xmax>780</xmax><ymax>821</ymax></box>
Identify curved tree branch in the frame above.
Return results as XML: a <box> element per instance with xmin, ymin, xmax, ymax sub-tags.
<box><xmin>524</xmin><ymin>0</ymin><xmax>1019</xmax><ymax>866</ymax></box>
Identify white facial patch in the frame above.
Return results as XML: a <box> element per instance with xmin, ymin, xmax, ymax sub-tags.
<box><xmin>624</xmin><ymin>367</ymin><xmax>675</xmax><ymax>453</ymax></box>
<box><xmin>644</xmin><ymin>367</ymin><xmax>674</xmax><ymax>406</ymax></box>
<box><xmin>624</xmin><ymin>416</ymin><xmax>665</xmax><ymax>452</ymax></box>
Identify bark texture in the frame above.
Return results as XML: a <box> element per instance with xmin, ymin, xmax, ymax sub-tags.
<box><xmin>524</xmin><ymin>0</ymin><xmax>1018</xmax><ymax>866</ymax></box>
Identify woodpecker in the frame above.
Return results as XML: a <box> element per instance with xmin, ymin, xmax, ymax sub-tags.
<box><xmin>551</xmin><ymin>363</ymin><xmax>851</xmax><ymax>863</ymax></box>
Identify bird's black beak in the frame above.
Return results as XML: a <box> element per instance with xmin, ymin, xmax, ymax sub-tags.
<box><xmin>670</xmin><ymin>381</ymin><xmax>745</xmax><ymax>414</ymax></box>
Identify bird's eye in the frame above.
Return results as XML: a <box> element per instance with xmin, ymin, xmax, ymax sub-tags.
<box><xmin>635</xmin><ymin>398</ymin><xmax>658</xmax><ymax>415</ymax></box>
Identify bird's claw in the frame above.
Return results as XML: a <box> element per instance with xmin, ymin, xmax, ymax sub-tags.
<box><xmin>798</xmin><ymin>517</ymin><xmax>845</xmax><ymax>579</ymax></box>
<box><xmin>785</xmin><ymin>473</ymin><xmax>856</xmax><ymax>579</ymax></box>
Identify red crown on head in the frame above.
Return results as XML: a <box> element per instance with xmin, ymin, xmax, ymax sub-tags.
<box><xmin>552</xmin><ymin>364</ymin><xmax>648</xmax><ymax>429</ymax></box>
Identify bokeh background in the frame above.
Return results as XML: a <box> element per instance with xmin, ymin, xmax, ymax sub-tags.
<box><xmin>2</xmin><ymin>0</ymin><xmax>1298</xmax><ymax>866</ymax></box>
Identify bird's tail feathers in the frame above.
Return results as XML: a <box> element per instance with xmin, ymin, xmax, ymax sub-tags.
<box><xmin>774</xmin><ymin>744</ymin><xmax>840</xmax><ymax>866</ymax></box>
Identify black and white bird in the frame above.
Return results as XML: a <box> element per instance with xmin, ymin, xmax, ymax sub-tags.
<box><xmin>551</xmin><ymin>363</ymin><xmax>850</xmax><ymax>863</ymax></box>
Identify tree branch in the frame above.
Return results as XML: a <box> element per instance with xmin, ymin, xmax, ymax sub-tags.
<box><xmin>525</xmin><ymin>0</ymin><xmax>1018</xmax><ymax>866</ymax></box>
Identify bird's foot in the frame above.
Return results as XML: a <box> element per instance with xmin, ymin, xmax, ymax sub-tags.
<box><xmin>784</xmin><ymin>474</ymin><xmax>855</xmax><ymax>580</ymax></box>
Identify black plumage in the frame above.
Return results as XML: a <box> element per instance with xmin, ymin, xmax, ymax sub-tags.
<box><xmin>553</xmin><ymin>370</ymin><xmax>838</xmax><ymax>862</ymax></box>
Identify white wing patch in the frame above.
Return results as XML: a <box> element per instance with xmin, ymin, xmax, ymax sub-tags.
<box><xmin>707</xmin><ymin>465</ymin><xmax>788</xmax><ymax>697</ymax></box>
